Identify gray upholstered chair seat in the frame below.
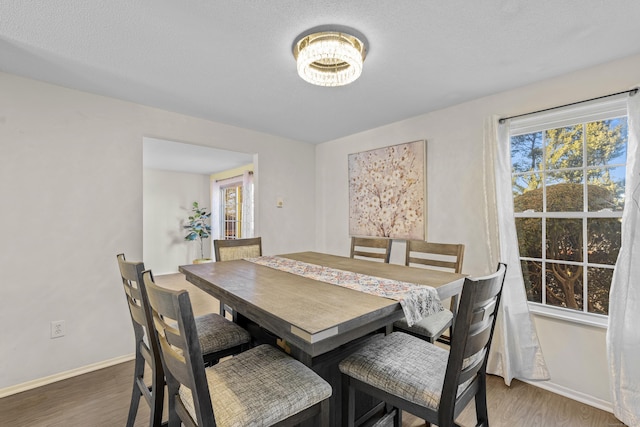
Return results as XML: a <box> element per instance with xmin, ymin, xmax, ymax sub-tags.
<box><xmin>339</xmin><ymin>332</ymin><xmax>461</xmax><ymax>410</ymax></box>
<box><xmin>393</xmin><ymin>309</ymin><xmax>453</xmax><ymax>339</ymax></box>
<box><xmin>194</xmin><ymin>313</ymin><xmax>251</xmax><ymax>354</ymax></box>
<box><xmin>180</xmin><ymin>344</ymin><xmax>332</xmax><ymax>427</ymax></box>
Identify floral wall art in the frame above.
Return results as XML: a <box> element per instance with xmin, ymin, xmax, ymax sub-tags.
<box><xmin>348</xmin><ymin>140</ymin><xmax>426</xmax><ymax>239</ymax></box>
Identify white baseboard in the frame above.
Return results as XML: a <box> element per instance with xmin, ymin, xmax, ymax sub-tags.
<box><xmin>522</xmin><ymin>379</ymin><xmax>613</xmax><ymax>413</ymax></box>
<box><xmin>0</xmin><ymin>354</ymin><xmax>135</xmax><ymax>399</ymax></box>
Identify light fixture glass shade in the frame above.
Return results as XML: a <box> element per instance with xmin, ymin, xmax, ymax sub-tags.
<box><xmin>293</xmin><ymin>31</ymin><xmax>366</xmax><ymax>87</ymax></box>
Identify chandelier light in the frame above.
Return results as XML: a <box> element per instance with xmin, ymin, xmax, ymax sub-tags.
<box><xmin>293</xmin><ymin>29</ymin><xmax>367</xmax><ymax>87</ymax></box>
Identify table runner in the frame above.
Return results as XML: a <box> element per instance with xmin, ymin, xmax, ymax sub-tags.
<box><xmin>246</xmin><ymin>256</ymin><xmax>443</xmax><ymax>327</ymax></box>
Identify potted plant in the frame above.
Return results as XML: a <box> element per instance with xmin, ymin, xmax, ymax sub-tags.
<box><xmin>184</xmin><ymin>201</ymin><xmax>213</xmax><ymax>263</ymax></box>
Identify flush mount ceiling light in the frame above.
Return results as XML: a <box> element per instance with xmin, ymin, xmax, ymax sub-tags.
<box><xmin>293</xmin><ymin>28</ymin><xmax>367</xmax><ymax>87</ymax></box>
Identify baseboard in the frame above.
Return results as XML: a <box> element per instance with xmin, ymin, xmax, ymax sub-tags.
<box><xmin>0</xmin><ymin>353</ymin><xmax>135</xmax><ymax>399</ymax></box>
<box><xmin>522</xmin><ymin>379</ymin><xmax>613</xmax><ymax>413</ymax></box>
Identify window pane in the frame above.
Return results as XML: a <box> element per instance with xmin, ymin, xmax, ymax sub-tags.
<box><xmin>515</xmin><ymin>218</ymin><xmax>542</xmax><ymax>258</ymax></box>
<box><xmin>587</xmin><ymin>267</ymin><xmax>612</xmax><ymax>315</ymax></box>
<box><xmin>545</xmin><ymin>178</ymin><xmax>584</xmax><ymax>212</ymax></box>
<box><xmin>587</xmin><ymin>218</ymin><xmax>622</xmax><ymax>265</ymax></box>
<box><xmin>587</xmin><ymin>166</ymin><xmax>625</xmax><ymax>211</ymax></box>
<box><xmin>513</xmin><ymin>174</ymin><xmax>543</xmax><ymax>212</ymax></box>
<box><xmin>586</xmin><ymin>119</ymin><xmax>627</xmax><ymax>167</ymax></box>
<box><xmin>545</xmin><ymin>264</ymin><xmax>583</xmax><ymax>311</ymax></box>
<box><xmin>546</xmin><ymin>218</ymin><xmax>582</xmax><ymax>262</ymax></box>
<box><xmin>510</xmin><ymin>108</ymin><xmax>627</xmax><ymax>319</ymax></box>
<box><xmin>511</xmin><ymin>132</ymin><xmax>543</xmax><ymax>173</ymax></box>
<box><xmin>545</xmin><ymin>125</ymin><xmax>583</xmax><ymax>170</ymax></box>
<box><xmin>521</xmin><ymin>260</ymin><xmax>542</xmax><ymax>303</ymax></box>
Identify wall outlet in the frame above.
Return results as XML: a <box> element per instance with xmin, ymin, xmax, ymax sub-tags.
<box><xmin>51</xmin><ymin>320</ymin><xmax>65</xmax><ymax>338</ymax></box>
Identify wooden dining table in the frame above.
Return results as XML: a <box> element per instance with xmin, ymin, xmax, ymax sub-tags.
<box><xmin>179</xmin><ymin>251</ymin><xmax>465</xmax><ymax>425</ymax></box>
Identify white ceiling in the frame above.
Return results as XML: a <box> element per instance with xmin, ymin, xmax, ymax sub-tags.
<box><xmin>143</xmin><ymin>138</ymin><xmax>253</xmax><ymax>175</ymax></box>
<box><xmin>2</xmin><ymin>1</ymin><xmax>640</xmax><ymax>146</ymax></box>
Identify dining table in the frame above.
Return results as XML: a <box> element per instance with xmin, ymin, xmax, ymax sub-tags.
<box><xmin>179</xmin><ymin>251</ymin><xmax>466</xmax><ymax>426</ymax></box>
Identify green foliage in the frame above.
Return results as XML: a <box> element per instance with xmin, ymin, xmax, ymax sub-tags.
<box><xmin>511</xmin><ymin>118</ymin><xmax>627</xmax><ymax>315</ymax></box>
<box><xmin>512</xmin><ymin>119</ymin><xmax>627</xmax><ymax>197</ymax></box>
<box><xmin>184</xmin><ymin>201</ymin><xmax>212</xmax><ymax>260</ymax></box>
<box><xmin>514</xmin><ymin>184</ymin><xmax>620</xmax><ymax>314</ymax></box>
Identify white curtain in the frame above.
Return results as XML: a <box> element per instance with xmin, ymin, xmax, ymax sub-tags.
<box><xmin>483</xmin><ymin>116</ymin><xmax>550</xmax><ymax>385</ymax></box>
<box><xmin>210</xmin><ymin>179</ymin><xmax>222</xmax><ymax>240</ymax></box>
<box><xmin>607</xmin><ymin>92</ymin><xmax>640</xmax><ymax>426</ymax></box>
<box><xmin>241</xmin><ymin>171</ymin><xmax>254</xmax><ymax>238</ymax></box>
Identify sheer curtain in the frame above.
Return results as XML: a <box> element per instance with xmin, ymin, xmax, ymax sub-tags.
<box><xmin>210</xmin><ymin>178</ymin><xmax>222</xmax><ymax>240</ymax></box>
<box><xmin>607</xmin><ymin>92</ymin><xmax>640</xmax><ymax>426</ymax></box>
<box><xmin>483</xmin><ymin>116</ymin><xmax>550</xmax><ymax>385</ymax></box>
<box><xmin>241</xmin><ymin>171</ymin><xmax>254</xmax><ymax>238</ymax></box>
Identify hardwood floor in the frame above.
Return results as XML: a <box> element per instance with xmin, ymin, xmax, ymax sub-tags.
<box><xmin>0</xmin><ymin>274</ymin><xmax>622</xmax><ymax>427</ymax></box>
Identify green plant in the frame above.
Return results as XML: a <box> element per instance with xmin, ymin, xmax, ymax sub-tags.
<box><xmin>184</xmin><ymin>201</ymin><xmax>212</xmax><ymax>260</ymax></box>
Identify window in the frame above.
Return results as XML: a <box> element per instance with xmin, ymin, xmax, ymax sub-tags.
<box><xmin>213</xmin><ymin>170</ymin><xmax>254</xmax><ymax>240</ymax></box>
<box><xmin>509</xmin><ymin>98</ymin><xmax>628</xmax><ymax>321</ymax></box>
<box><xmin>221</xmin><ymin>183</ymin><xmax>243</xmax><ymax>239</ymax></box>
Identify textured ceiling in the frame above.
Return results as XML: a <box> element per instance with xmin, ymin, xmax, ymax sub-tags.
<box><xmin>2</xmin><ymin>1</ymin><xmax>640</xmax><ymax>145</ymax></box>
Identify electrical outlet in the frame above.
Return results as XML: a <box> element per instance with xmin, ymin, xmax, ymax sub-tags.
<box><xmin>51</xmin><ymin>320</ymin><xmax>65</xmax><ymax>338</ymax></box>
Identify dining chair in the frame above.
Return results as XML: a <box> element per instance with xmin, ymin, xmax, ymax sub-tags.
<box><xmin>349</xmin><ymin>236</ymin><xmax>392</xmax><ymax>263</ymax></box>
<box><xmin>142</xmin><ymin>270</ymin><xmax>332</xmax><ymax>427</ymax></box>
<box><xmin>213</xmin><ymin>237</ymin><xmax>262</xmax><ymax>319</ymax></box>
<box><xmin>213</xmin><ymin>236</ymin><xmax>262</xmax><ymax>261</ymax></box>
<box><xmin>339</xmin><ymin>263</ymin><xmax>507</xmax><ymax>427</ymax></box>
<box><xmin>117</xmin><ymin>254</ymin><xmax>251</xmax><ymax>427</ymax></box>
<box><xmin>393</xmin><ymin>241</ymin><xmax>465</xmax><ymax>344</ymax></box>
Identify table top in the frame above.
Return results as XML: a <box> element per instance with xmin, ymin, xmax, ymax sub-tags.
<box><xmin>179</xmin><ymin>251</ymin><xmax>465</xmax><ymax>360</ymax></box>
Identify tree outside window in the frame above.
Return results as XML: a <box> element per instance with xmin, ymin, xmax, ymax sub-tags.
<box><xmin>511</xmin><ymin>116</ymin><xmax>627</xmax><ymax>316</ymax></box>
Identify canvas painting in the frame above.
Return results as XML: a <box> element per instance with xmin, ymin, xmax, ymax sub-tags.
<box><xmin>348</xmin><ymin>140</ymin><xmax>426</xmax><ymax>239</ymax></box>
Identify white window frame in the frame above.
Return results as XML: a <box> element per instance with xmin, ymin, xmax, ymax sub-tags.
<box><xmin>220</xmin><ymin>178</ymin><xmax>243</xmax><ymax>240</ymax></box>
<box><xmin>509</xmin><ymin>97</ymin><xmax>628</xmax><ymax>328</ymax></box>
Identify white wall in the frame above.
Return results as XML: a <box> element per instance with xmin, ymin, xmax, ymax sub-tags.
<box><xmin>143</xmin><ymin>169</ymin><xmax>211</xmax><ymax>274</ymax></box>
<box><xmin>0</xmin><ymin>71</ymin><xmax>316</xmax><ymax>391</ymax></box>
<box><xmin>315</xmin><ymin>53</ymin><xmax>640</xmax><ymax>408</ymax></box>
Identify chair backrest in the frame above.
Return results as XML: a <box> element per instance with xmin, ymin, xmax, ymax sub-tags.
<box><xmin>350</xmin><ymin>237</ymin><xmax>392</xmax><ymax>263</ymax></box>
<box><xmin>214</xmin><ymin>237</ymin><xmax>262</xmax><ymax>261</ymax></box>
<box><xmin>439</xmin><ymin>263</ymin><xmax>507</xmax><ymax>424</ymax></box>
<box><xmin>116</xmin><ymin>254</ymin><xmax>162</xmax><ymax>371</ymax></box>
<box><xmin>142</xmin><ymin>270</ymin><xmax>215</xmax><ymax>427</ymax></box>
<box><xmin>405</xmin><ymin>240</ymin><xmax>465</xmax><ymax>273</ymax></box>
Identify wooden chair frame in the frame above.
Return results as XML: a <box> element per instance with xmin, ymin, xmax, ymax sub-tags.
<box><xmin>213</xmin><ymin>237</ymin><xmax>262</xmax><ymax>318</ymax></box>
<box><xmin>405</xmin><ymin>240</ymin><xmax>465</xmax><ymax>273</ymax></box>
<box><xmin>117</xmin><ymin>253</ymin><xmax>164</xmax><ymax>427</ymax></box>
<box><xmin>117</xmin><ymin>254</ymin><xmax>250</xmax><ymax>427</ymax></box>
<box><xmin>396</xmin><ymin>240</ymin><xmax>465</xmax><ymax>344</ymax></box>
<box><xmin>343</xmin><ymin>263</ymin><xmax>507</xmax><ymax>427</ymax></box>
<box><xmin>350</xmin><ymin>237</ymin><xmax>392</xmax><ymax>263</ymax></box>
<box><xmin>142</xmin><ymin>270</ymin><xmax>330</xmax><ymax>427</ymax></box>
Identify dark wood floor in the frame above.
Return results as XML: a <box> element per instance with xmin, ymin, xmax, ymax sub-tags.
<box><xmin>0</xmin><ymin>274</ymin><xmax>623</xmax><ymax>426</ymax></box>
<box><xmin>0</xmin><ymin>362</ymin><xmax>621</xmax><ymax>427</ymax></box>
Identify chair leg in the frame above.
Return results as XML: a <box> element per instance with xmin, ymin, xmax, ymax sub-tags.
<box><xmin>342</xmin><ymin>375</ymin><xmax>356</xmax><ymax>427</ymax></box>
<box><xmin>475</xmin><ymin>374</ymin><xmax>489</xmax><ymax>427</ymax></box>
<box><xmin>126</xmin><ymin>383</ymin><xmax>141</xmax><ymax>427</ymax></box>
<box><xmin>394</xmin><ymin>406</ymin><xmax>402</xmax><ymax>427</ymax></box>
<box><xmin>149</xmin><ymin>361</ymin><xmax>165</xmax><ymax>427</ymax></box>
<box><xmin>317</xmin><ymin>398</ymin><xmax>330</xmax><ymax>427</ymax></box>
<box><xmin>126</xmin><ymin>353</ymin><xmax>146</xmax><ymax>427</ymax></box>
<box><xmin>167</xmin><ymin>391</ymin><xmax>181</xmax><ymax>427</ymax></box>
